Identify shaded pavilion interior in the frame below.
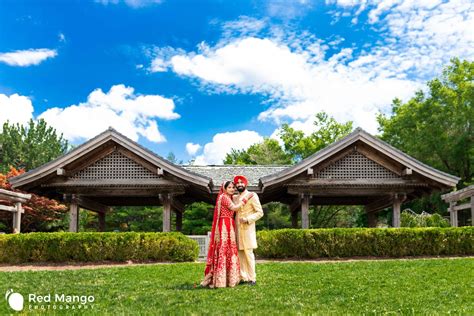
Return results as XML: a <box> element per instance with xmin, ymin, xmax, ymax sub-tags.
<box><xmin>10</xmin><ymin>127</ymin><xmax>460</xmax><ymax>232</ymax></box>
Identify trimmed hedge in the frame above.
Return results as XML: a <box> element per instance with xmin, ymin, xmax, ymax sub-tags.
<box><xmin>0</xmin><ymin>232</ymin><xmax>199</xmax><ymax>264</ymax></box>
<box><xmin>256</xmin><ymin>227</ymin><xmax>474</xmax><ymax>259</ymax></box>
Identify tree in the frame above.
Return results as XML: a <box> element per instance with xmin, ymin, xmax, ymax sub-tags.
<box><xmin>280</xmin><ymin>112</ymin><xmax>353</xmax><ymax>162</ymax></box>
<box><xmin>0</xmin><ymin>119</ymin><xmax>69</xmax><ymax>173</ymax></box>
<box><xmin>224</xmin><ymin>112</ymin><xmax>353</xmax><ymax>165</ymax></box>
<box><xmin>0</xmin><ymin>167</ymin><xmax>68</xmax><ymax>232</ymax></box>
<box><xmin>182</xmin><ymin>202</ymin><xmax>214</xmax><ymax>235</ymax></box>
<box><xmin>224</xmin><ymin>138</ymin><xmax>292</xmax><ymax>165</ymax></box>
<box><xmin>101</xmin><ymin>206</ymin><xmax>164</xmax><ymax>232</ymax></box>
<box><xmin>166</xmin><ymin>152</ymin><xmax>183</xmax><ymax>165</ymax></box>
<box><xmin>377</xmin><ymin>58</ymin><xmax>473</xmax><ymax>188</ymax></box>
<box><xmin>222</xmin><ymin>112</ymin><xmax>358</xmax><ymax>229</ymax></box>
<box><xmin>401</xmin><ymin>210</ymin><xmax>450</xmax><ymax>227</ymax></box>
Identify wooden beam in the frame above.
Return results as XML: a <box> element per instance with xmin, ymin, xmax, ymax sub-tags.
<box><xmin>69</xmin><ymin>202</ymin><xmax>79</xmax><ymax>232</ymax></box>
<box><xmin>449</xmin><ymin>202</ymin><xmax>458</xmax><ymax>227</ymax></box>
<box><xmin>176</xmin><ymin>211</ymin><xmax>182</xmax><ymax>232</ymax></box>
<box><xmin>74</xmin><ymin>195</ymin><xmax>110</xmax><ymax>214</ymax></box>
<box><xmin>55</xmin><ymin>187</ymin><xmax>186</xmax><ymax>197</ymax></box>
<box><xmin>44</xmin><ymin>178</ymin><xmax>181</xmax><ymax>187</ymax></box>
<box><xmin>307</xmin><ymin>168</ymin><xmax>314</xmax><ymax>176</ymax></box>
<box><xmin>289</xmin><ymin>179</ymin><xmax>423</xmax><ymax>186</ymax></box>
<box><xmin>12</xmin><ymin>202</ymin><xmax>22</xmax><ymax>234</ymax></box>
<box><xmin>56</xmin><ymin>168</ymin><xmax>66</xmax><ymax>176</ymax></box>
<box><xmin>67</xmin><ymin>145</ymin><xmax>117</xmax><ymax>176</ymax></box>
<box><xmin>98</xmin><ymin>213</ymin><xmax>106</xmax><ymax>232</ymax></box>
<box><xmin>471</xmin><ymin>196</ymin><xmax>474</xmax><ymax>226</ymax></box>
<box><xmin>0</xmin><ymin>189</ymin><xmax>31</xmax><ymax>203</ymax></box>
<box><xmin>158</xmin><ymin>168</ymin><xmax>164</xmax><ymax>177</ymax></box>
<box><xmin>367</xmin><ymin>211</ymin><xmax>377</xmax><ymax>228</ymax></box>
<box><xmin>311</xmin><ymin>196</ymin><xmax>373</xmax><ymax>205</ymax></box>
<box><xmin>288</xmin><ymin>186</ymin><xmax>416</xmax><ymax>197</ymax></box>
<box><xmin>301</xmin><ymin>194</ymin><xmax>309</xmax><ymax>229</ymax></box>
<box><xmin>171</xmin><ymin>198</ymin><xmax>185</xmax><ymax>213</ymax></box>
<box><xmin>402</xmin><ymin>168</ymin><xmax>413</xmax><ymax>176</ymax></box>
<box><xmin>356</xmin><ymin>143</ymin><xmax>403</xmax><ymax>176</ymax></box>
<box><xmin>291</xmin><ymin>211</ymin><xmax>298</xmax><ymax>228</ymax></box>
<box><xmin>312</xmin><ymin>146</ymin><xmax>355</xmax><ymax>174</ymax></box>
<box><xmin>392</xmin><ymin>197</ymin><xmax>401</xmax><ymax>228</ymax></box>
<box><xmin>392</xmin><ymin>193</ymin><xmax>406</xmax><ymax>228</ymax></box>
<box><xmin>289</xmin><ymin>197</ymin><xmax>301</xmax><ymax>214</ymax></box>
<box><xmin>91</xmin><ymin>196</ymin><xmax>161</xmax><ymax>206</ymax></box>
<box><xmin>442</xmin><ymin>185</ymin><xmax>474</xmax><ymax>203</ymax></box>
<box><xmin>117</xmin><ymin>147</ymin><xmax>159</xmax><ymax>175</ymax></box>
<box><xmin>453</xmin><ymin>203</ymin><xmax>471</xmax><ymax>211</ymax></box>
<box><xmin>160</xmin><ymin>194</ymin><xmax>172</xmax><ymax>232</ymax></box>
<box><xmin>365</xmin><ymin>196</ymin><xmax>393</xmax><ymax>213</ymax></box>
<box><xmin>0</xmin><ymin>205</ymin><xmax>17</xmax><ymax>212</ymax></box>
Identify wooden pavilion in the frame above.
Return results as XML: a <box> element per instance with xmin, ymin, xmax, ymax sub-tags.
<box><xmin>9</xmin><ymin>127</ymin><xmax>459</xmax><ymax>232</ymax></box>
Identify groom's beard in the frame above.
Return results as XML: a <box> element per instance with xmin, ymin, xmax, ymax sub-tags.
<box><xmin>236</xmin><ymin>186</ymin><xmax>245</xmax><ymax>193</ymax></box>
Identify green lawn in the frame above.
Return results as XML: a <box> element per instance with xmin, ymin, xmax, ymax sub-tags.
<box><xmin>1</xmin><ymin>258</ymin><xmax>473</xmax><ymax>315</ymax></box>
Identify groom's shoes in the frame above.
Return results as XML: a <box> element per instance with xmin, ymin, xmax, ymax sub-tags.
<box><xmin>248</xmin><ymin>281</ymin><xmax>256</xmax><ymax>286</ymax></box>
<box><xmin>238</xmin><ymin>280</ymin><xmax>248</xmax><ymax>285</ymax></box>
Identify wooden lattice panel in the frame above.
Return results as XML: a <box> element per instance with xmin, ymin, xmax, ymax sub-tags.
<box><xmin>316</xmin><ymin>151</ymin><xmax>398</xmax><ymax>179</ymax></box>
<box><xmin>73</xmin><ymin>150</ymin><xmax>159</xmax><ymax>180</ymax></box>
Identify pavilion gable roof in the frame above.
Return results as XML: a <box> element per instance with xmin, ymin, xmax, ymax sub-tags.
<box><xmin>9</xmin><ymin>128</ymin><xmax>211</xmax><ymax>191</ymax></box>
<box><xmin>260</xmin><ymin>128</ymin><xmax>460</xmax><ymax>189</ymax></box>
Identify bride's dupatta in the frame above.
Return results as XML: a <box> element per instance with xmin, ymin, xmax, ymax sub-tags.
<box><xmin>201</xmin><ymin>183</ymin><xmax>226</xmax><ymax>287</ymax></box>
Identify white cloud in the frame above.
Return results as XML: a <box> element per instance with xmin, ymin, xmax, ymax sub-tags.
<box><xmin>194</xmin><ymin>130</ymin><xmax>263</xmax><ymax>165</ymax></box>
<box><xmin>146</xmin><ymin>46</ymin><xmax>185</xmax><ymax>73</ymax></box>
<box><xmin>39</xmin><ymin>84</ymin><xmax>179</xmax><ymax>143</ymax></box>
<box><xmin>0</xmin><ymin>49</ymin><xmax>57</xmax><ymax>67</ymax></box>
<box><xmin>162</xmin><ymin>37</ymin><xmax>419</xmax><ymax>133</ymax></box>
<box><xmin>221</xmin><ymin>16</ymin><xmax>267</xmax><ymax>39</ymax></box>
<box><xmin>58</xmin><ymin>33</ymin><xmax>66</xmax><ymax>43</ymax></box>
<box><xmin>151</xmin><ymin>0</ymin><xmax>473</xmax><ymax>134</ymax></box>
<box><xmin>0</xmin><ymin>94</ymin><xmax>34</xmax><ymax>128</ymax></box>
<box><xmin>266</xmin><ymin>0</ymin><xmax>314</xmax><ymax>20</ymax></box>
<box><xmin>96</xmin><ymin>0</ymin><xmax>162</xmax><ymax>8</ymax></box>
<box><xmin>185</xmin><ymin>142</ymin><xmax>202</xmax><ymax>156</ymax></box>
<box><xmin>150</xmin><ymin>58</ymin><xmax>167</xmax><ymax>72</ymax></box>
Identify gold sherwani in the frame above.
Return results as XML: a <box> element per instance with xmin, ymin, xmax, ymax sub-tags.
<box><xmin>236</xmin><ymin>191</ymin><xmax>263</xmax><ymax>282</ymax></box>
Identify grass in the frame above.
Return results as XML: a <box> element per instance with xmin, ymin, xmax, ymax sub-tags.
<box><xmin>1</xmin><ymin>258</ymin><xmax>473</xmax><ymax>315</ymax></box>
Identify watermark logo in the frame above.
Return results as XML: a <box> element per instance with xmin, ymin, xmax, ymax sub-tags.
<box><xmin>5</xmin><ymin>289</ymin><xmax>24</xmax><ymax>311</ymax></box>
<box><xmin>5</xmin><ymin>289</ymin><xmax>96</xmax><ymax>311</ymax></box>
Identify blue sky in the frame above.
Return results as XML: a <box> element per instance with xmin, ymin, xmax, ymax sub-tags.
<box><xmin>1</xmin><ymin>0</ymin><xmax>472</xmax><ymax>164</ymax></box>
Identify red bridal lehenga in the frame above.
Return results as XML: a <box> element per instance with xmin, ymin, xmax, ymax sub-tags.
<box><xmin>201</xmin><ymin>185</ymin><xmax>240</xmax><ymax>288</ymax></box>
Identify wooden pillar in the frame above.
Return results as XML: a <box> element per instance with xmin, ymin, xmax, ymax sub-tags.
<box><xmin>392</xmin><ymin>196</ymin><xmax>401</xmax><ymax>228</ymax></box>
<box><xmin>367</xmin><ymin>211</ymin><xmax>377</xmax><ymax>228</ymax></box>
<box><xmin>12</xmin><ymin>202</ymin><xmax>22</xmax><ymax>234</ymax></box>
<box><xmin>449</xmin><ymin>201</ymin><xmax>458</xmax><ymax>227</ymax></box>
<box><xmin>301</xmin><ymin>195</ymin><xmax>309</xmax><ymax>229</ymax></box>
<box><xmin>69</xmin><ymin>202</ymin><xmax>79</xmax><ymax>232</ymax></box>
<box><xmin>176</xmin><ymin>211</ymin><xmax>182</xmax><ymax>232</ymax></box>
<box><xmin>291</xmin><ymin>211</ymin><xmax>298</xmax><ymax>228</ymax></box>
<box><xmin>98</xmin><ymin>212</ymin><xmax>106</xmax><ymax>232</ymax></box>
<box><xmin>471</xmin><ymin>196</ymin><xmax>474</xmax><ymax>226</ymax></box>
<box><xmin>162</xmin><ymin>195</ymin><xmax>171</xmax><ymax>232</ymax></box>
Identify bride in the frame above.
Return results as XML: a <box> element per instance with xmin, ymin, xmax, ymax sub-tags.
<box><xmin>200</xmin><ymin>181</ymin><xmax>251</xmax><ymax>288</ymax></box>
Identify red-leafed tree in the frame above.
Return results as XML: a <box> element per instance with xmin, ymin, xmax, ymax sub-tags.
<box><xmin>0</xmin><ymin>167</ymin><xmax>68</xmax><ymax>232</ymax></box>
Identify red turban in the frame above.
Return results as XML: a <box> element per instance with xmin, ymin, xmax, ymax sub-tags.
<box><xmin>234</xmin><ymin>175</ymin><xmax>248</xmax><ymax>186</ymax></box>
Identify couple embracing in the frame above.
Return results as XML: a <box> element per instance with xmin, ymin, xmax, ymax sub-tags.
<box><xmin>200</xmin><ymin>175</ymin><xmax>264</xmax><ymax>288</ymax></box>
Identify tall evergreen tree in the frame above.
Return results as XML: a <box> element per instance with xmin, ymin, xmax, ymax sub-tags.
<box><xmin>0</xmin><ymin>119</ymin><xmax>69</xmax><ymax>173</ymax></box>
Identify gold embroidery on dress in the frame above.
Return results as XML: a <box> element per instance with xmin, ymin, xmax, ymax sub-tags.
<box><xmin>221</xmin><ymin>219</ymin><xmax>229</xmax><ymax>243</ymax></box>
<box><xmin>214</xmin><ymin>195</ymin><xmax>222</xmax><ymax>243</ymax></box>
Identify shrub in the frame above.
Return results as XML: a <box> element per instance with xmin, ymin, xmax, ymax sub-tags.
<box><xmin>401</xmin><ymin>210</ymin><xmax>450</xmax><ymax>227</ymax></box>
<box><xmin>0</xmin><ymin>232</ymin><xmax>199</xmax><ymax>264</ymax></box>
<box><xmin>256</xmin><ymin>227</ymin><xmax>474</xmax><ymax>259</ymax></box>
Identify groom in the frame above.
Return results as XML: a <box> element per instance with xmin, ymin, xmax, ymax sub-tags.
<box><xmin>234</xmin><ymin>175</ymin><xmax>264</xmax><ymax>286</ymax></box>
